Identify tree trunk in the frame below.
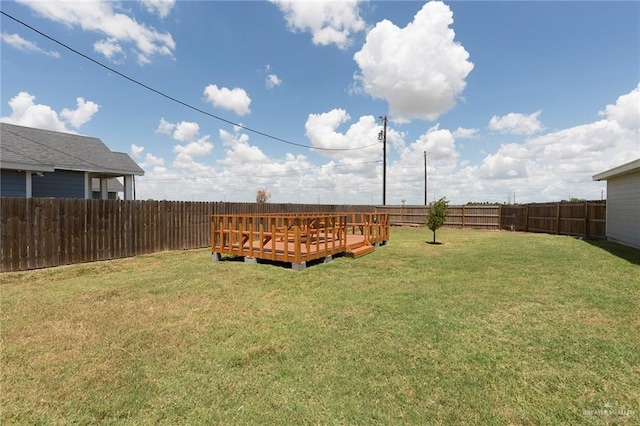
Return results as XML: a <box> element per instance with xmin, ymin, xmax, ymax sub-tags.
<box><xmin>433</xmin><ymin>229</ymin><xmax>436</xmax><ymax>243</ymax></box>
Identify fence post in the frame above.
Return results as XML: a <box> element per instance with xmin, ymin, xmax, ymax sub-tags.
<box><xmin>556</xmin><ymin>203</ymin><xmax>561</xmax><ymax>234</ymax></box>
<box><xmin>462</xmin><ymin>205</ymin><xmax>466</xmax><ymax>229</ymax></box>
<box><xmin>524</xmin><ymin>205</ymin><xmax>529</xmax><ymax>232</ymax></box>
<box><xmin>584</xmin><ymin>201</ymin><xmax>589</xmax><ymax>238</ymax></box>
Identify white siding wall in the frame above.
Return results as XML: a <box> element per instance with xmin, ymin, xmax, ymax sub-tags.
<box><xmin>607</xmin><ymin>171</ymin><xmax>640</xmax><ymax>248</ymax></box>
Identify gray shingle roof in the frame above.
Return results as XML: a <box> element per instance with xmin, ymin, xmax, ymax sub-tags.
<box><xmin>0</xmin><ymin>123</ymin><xmax>144</xmax><ymax>176</ymax></box>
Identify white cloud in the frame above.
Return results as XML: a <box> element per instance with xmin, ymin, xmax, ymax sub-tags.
<box><xmin>140</xmin><ymin>0</ymin><xmax>175</xmax><ymax>19</ymax></box>
<box><xmin>529</xmin><ymin>119</ymin><xmax>623</xmax><ymax>160</ymax></box>
<box><xmin>218</xmin><ymin>129</ymin><xmax>270</xmax><ymax>166</ymax></box>
<box><xmin>156</xmin><ymin>117</ymin><xmax>175</xmax><ymax>134</ymax></box>
<box><xmin>93</xmin><ymin>38</ymin><xmax>124</xmax><ymax>62</ymax></box>
<box><xmin>304</xmin><ymin>109</ymin><xmax>383</xmax><ymax>162</ymax></box>
<box><xmin>353</xmin><ymin>1</ymin><xmax>474</xmax><ymax>122</ymax></box>
<box><xmin>488</xmin><ymin>111</ymin><xmax>544</xmax><ymax>135</ymax></box>
<box><xmin>140</xmin><ymin>152</ymin><xmax>165</xmax><ymax>169</ymax></box>
<box><xmin>0</xmin><ymin>92</ymin><xmax>99</xmax><ymax>132</ymax></box>
<box><xmin>173</xmin><ymin>138</ymin><xmax>214</xmax><ymax>159</ymax></box>
<box><xmin>172</xmin><ymin>121</ymin><xmax>200</xmax><ymax>142</ymax></box>
<box><xmin>203</xmin><ymin>85</ymin><xmax>252</xmax><ymax>116</ymax></box>
<box><xmin>452</xmin><ymin>127</ymin><xmax>479</xmax><ymax>139</ymax></box>
<box><xmin>599</xmin><ymin>83</ymin><xmax>640</xmax><ymax>131</ymax></box>
<box><xmin>270</xmin><ymin>0</ymin><xmax>365</xmax><ymax>49</ymax></box>
<box><xmin>60</xmin><ymin>97</ymin><xmax>100</xmax><ymax>128</ymax></box>
<box><xmin>131</xmin><ymin>144</ymin><xmax>144</xmax><ymax>158</ymax></box>
<box><xmin>156</xmin><ymin>119</ymin><xmax>214</xmax><ymax>161</ymax></box>
<box><xmin>399</xmin><ymin>125</ymin><xmax>459</xmax><ymax>169</ymax></box>
<box><xmin>1</xmin><ymin>32</ymin><xmax>60</xmax><ymax>58</ymax></box>
<box><xmin>479</xmin><ymin>144</ymin><xmax>530</xmax><ymax>179</ymax></box>
<box><xmin>266</xmin><ymin>74</ymin><xmax>282</xmax><ymax>89</ymax></box>
<box><xmin>16</xmin><ymin>0</ymin><xmax>175</xmax><ymax>64</ymax></box>
<box><xmin>173</xmin><ymin>140</ymin><xmax>213</xmax><ymax>159</ymax></box>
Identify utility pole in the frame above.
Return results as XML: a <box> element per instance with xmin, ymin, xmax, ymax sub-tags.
<box><xmin>424</xmin><ymin>151</ymin><xmax>427</xmax><ymax>206</ymax></box>
<box><xmin>378</xmin><ymin>115</ymin><xmax>388</xmax><ymax>205</ymax></box>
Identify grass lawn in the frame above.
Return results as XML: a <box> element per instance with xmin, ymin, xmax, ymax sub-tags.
<box><xmin>2</xmin><ymin>228</ymin><xmax>639</xmax><ymax>424</ymax></box>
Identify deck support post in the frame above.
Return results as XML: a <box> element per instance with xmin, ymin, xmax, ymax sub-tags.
<box><xmin>212</xmin><ymin>252</ymin><xmax>221</xmax><ymax>261</ymax></box>
<box><xmin>323</xmin><ymin>255</ymin><xmax>333</xmax><ymax>264</ymax></box>
<box><xmin>292</xmin><ymin>262</ymin><xmax>306</xmax><ymax>271</ymax></box>
<box><xmin>244</xmin><ymin>257</ymin><xmax>258</xmax><ymax>264</ymax></box>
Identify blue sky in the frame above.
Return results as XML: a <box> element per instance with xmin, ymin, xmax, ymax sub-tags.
<box><xmin>1</xmin><ymin>0</ymin><xmax>638</xmax><ymax>204</ymax></box>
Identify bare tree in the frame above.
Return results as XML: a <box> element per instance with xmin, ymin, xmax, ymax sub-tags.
<box><xmin>256</xmin><ymin>188</ymin><xmax>271</xmax><ymax>203</ymax></box>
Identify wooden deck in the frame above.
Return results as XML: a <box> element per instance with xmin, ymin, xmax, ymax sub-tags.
<box><xmin>211</xmin><ymin>212</ymin><xmax>389</xmax><ymax>269</ymax></box>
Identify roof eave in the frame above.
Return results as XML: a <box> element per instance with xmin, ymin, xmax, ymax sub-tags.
<box><xmin>54</xmin><ymin>166</ymin><xmax>145</xmax><ymax>176</ymax></box>
<box><xmin>0</xmin><ymin>162</ymin><xmax>56</xmax><ymax>172</ymax></box>
<box><xmin>592</xmin><ymin>159</ymin><xmax>640</xmax><ymax>181</ymax></box>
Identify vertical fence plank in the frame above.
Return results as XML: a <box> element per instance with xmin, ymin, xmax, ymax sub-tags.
<box><xmin>123</xmin><ymin>200</ymin><xmax>131</xmax><ymax>258</ymax></box>
<box><xmin>11</xmin><ymin>198</ymin><xmax>21</xmax><ymax>271</ymax></box>
<box><xmin>77</xmin><ymin>199</ymin><xmax>89</xmax><ymax>262</ymax></box>
<box><xmin>1</xmin><ymin>198</ymin><xmax>13</xmax><ymax>272</ymax></box>
<box><xmin>2</xmin><ymin>198</ymin><xmax>20</xmax><ymax>271</ymax></box>
<box><xmin>17</xmin><ymin>198</ymin><xmax>29</xmax><ymax>270</ymax></box>
<box><xmin>32</xmin><ymin>198</ymin><xmax>45</xmax><ymax>269</ymax></box>
<box><xmin>24</xmin><ymin>198</ymin><xmax>34</xmax><ymax>269</ymax></box>
<box><xmin>108</xmin><ymin>199</ymin><xmax>116</xmax><ymax>259</ymax></box>
<box><xmin>50</xmin><ymin>198</ymin><xmax>61</xmax><ymax>267</ymax></box>
<box><xmin>9</xmin><ymin>198</ymin><xmax>21</xmax><ymax>271</ymax></box>
<box><xmin>134</xmin><ymin>200</ymin><xmax>143</xmax><ymax>255</ymax></box>
<box><xmin>58</xmin><ymin>198</ymin><xmax>69</xmax><ymax>265</ymax></box>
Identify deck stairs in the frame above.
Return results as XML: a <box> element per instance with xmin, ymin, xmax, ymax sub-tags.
<box><xmin>346</xmin><ymin>239</ymin><xmax>375</xmax><ymax>258</ymax></box>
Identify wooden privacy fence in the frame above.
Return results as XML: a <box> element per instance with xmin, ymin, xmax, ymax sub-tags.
<box><xmin>375</xmin><ymin>205</ymin><xmax>501</xmax><ymax>229</ymax></box>
<box><xmin>499</xmin><ymin>201</ymin><xmax>606</xmax><ymax>238</ymax></box>
<box><xmin>0</xmin><ymin>198</ymin><xmax>374</xmax><ymax>272</ymax></box>
<box><xmin>1</xmin><ymin>198</ymin><xmax>607</xmax><ymax>272</ymax></box>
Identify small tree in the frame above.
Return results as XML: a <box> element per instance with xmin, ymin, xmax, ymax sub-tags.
<box><xmin>256</xmin><ymin>188</ymin><xmax>271</xmax><ymax>203</ymax></box>
<box><xmin>426</xmin><ymin>197</ymin><xmax>449</xmax><ymax>243</ymax></box>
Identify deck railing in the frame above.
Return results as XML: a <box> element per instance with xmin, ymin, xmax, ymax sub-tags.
<box><xmin>343</xmin><ymin>212</ymin><xmax>390</xmax><ymax>244</ymax></box>
<box><xmin>211</xmin><ymin>213</ymin><xmax>348</xmax><ymax>264</ymax></box>
<box><xmin>211</xmin><ymin>212</ymin><xmax>389</xmax><ymax>264</ymax></box>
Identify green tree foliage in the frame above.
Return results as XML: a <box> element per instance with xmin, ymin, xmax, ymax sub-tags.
<box><xmin>426</xmin><ymin>197</ymin><xmax>449</xmax><ymax>243</ymax></box>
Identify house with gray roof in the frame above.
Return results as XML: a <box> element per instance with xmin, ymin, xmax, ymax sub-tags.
<box><xmin>0</xmin><ymin>123</ymin><xmax>144</xmax><ymax>200</ymax></box>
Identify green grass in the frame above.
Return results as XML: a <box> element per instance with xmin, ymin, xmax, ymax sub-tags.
<box><xmin>2</xmin><ymin>228</ymin><xmax>639</xmax><ymax>425</ymax></box>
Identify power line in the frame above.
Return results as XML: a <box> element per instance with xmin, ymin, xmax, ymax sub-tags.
<box><xmin>0</xmin><ymin>10</ymin><xmax>381</xmax><ymax>153</ymax></box>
